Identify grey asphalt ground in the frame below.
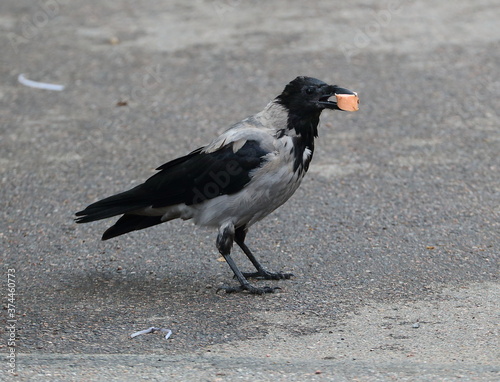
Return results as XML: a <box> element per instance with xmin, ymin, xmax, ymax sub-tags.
<box><xmin>1</xmin><ymin>0</ymin><xmax>499</xmax><ymax>381</ymax></box>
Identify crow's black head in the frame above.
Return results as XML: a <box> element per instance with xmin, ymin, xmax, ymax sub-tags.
<box><xmin>276</xmin><ymin>76</ymin><xmax>356</xmax><ymax>114</ymax></box>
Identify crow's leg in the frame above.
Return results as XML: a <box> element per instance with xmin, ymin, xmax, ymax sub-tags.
<box><xmin>216</xmin><ymin>222</ymin><xmax>278</xmax><ymax>294</ymax></box>
<box><xmin>234</xmin><ymin>226</ymin><xmax>293</xmax><ymax>280</ymax></box>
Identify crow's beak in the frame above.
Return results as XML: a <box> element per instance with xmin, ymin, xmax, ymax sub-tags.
<box><xmin>318</xmin><ymin>86</ymin><xmax>359</xmax><ymax>111</ymax></box>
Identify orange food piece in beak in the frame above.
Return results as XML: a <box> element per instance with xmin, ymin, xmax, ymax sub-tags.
<box><xmin>335</xmin><ymin>93</ymin><xmax>359</xmax><ymax>112</ymax></box>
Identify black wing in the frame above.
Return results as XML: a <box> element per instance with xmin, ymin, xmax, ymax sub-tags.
<box><xmin>75</xmin><ymin>140</ymin><xmax>269</xmax><ymax>224</ymax></box>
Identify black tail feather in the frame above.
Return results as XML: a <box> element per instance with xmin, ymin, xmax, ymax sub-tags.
<box><xmin>102</xmin><ymin>214</ymin><xmax>164</xmax><ymax>240</ymax></box>
<box><xmin>75</xmin><ymin>186</ymin><xmax>149</xmax><ymax>223</ymax></box>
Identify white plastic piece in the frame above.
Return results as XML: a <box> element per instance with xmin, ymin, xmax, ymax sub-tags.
<box><xmin>130</xmin><ymin>327</ymin><xmax>172</xmax><ymax>340</ymax></box>
<box><xmin>18</xmin><ymin>73</ymin><xmax>65</xmax><ymax>91</ymax></box>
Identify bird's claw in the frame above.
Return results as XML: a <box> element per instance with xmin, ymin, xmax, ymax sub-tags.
<box><xmin>241</xmin><ymin>270</ymin><xmax>294</xmax><ymax>280</ymax></box>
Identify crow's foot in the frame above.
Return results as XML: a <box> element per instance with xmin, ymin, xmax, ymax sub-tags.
<box><xmin>241</xmin><ymin>270</ymin><xmax>294</xmax><ymax>280</ymax></box>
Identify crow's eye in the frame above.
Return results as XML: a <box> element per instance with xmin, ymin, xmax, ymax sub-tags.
<box><xmin>305</xmin><ymin>87</ymin><xmax>315</xmax><ymax>95</ymax></box>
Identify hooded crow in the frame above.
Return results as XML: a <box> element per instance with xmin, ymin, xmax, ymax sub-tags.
<box><xmin>76</xmin><ymin>76</ymin><xmax>359</xmax><ymax>294</ymax></box>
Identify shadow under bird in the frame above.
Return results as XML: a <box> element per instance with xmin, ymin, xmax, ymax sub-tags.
<box><xmin>76</xmin><ymin>76</ymin><xmax>359</xmax><ymax>294</ymax></box>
